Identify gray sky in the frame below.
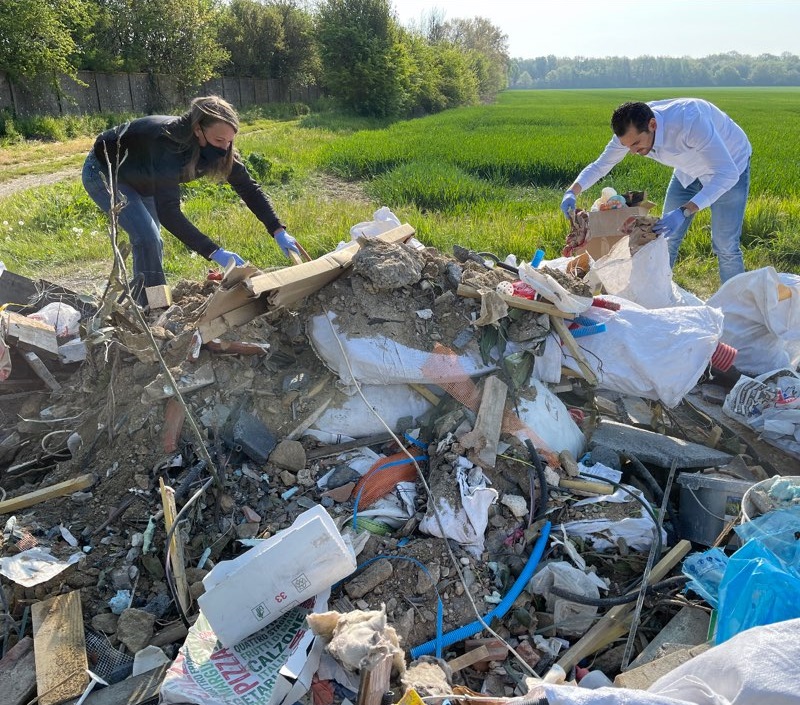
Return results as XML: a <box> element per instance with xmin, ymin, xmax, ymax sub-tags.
<box><xmin>392</xmin><ymin>0</ymin><xmax>800</xmax><ymax>59</ymax></box>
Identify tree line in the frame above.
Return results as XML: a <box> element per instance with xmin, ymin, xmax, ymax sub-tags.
<box><xmin>509</xmin><ymin>52</ymin><xmax>800</xmax><ymax>89</ymax></box>
<box><xmin>0</xmin><ymin>0</ymin><xmax>509</xmax><ymax>118</ymax></box>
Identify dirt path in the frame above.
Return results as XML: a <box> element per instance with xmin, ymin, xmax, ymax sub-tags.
<box><xmin>0</xmin><ymin>167</ymin><xmax>80</xmax><ymax>200</ymax></box>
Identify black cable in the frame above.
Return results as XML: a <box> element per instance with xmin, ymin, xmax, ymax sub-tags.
<box><xmin>525</xmin><ymin>440</ymin><xmax>548</xmax><ymax>521</ymax></box>
<box><xmin>624</xmin><ymin>454</ymin><xmax>680</xmax><ymax>544</ymax></box>
<box><xmin>549</xmin><ymin>575</ymin><xmax>689</xmax><ymax>607</ymax></box>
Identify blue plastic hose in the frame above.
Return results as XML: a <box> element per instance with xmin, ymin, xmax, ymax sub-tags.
<box><xmin>410</xmin><ymin>521</ymin><xmax>552</xmax><ymax>659</ymax></box>
<box><xmin>570</xmin><ymin>323</ymin><xmax>606</xmax><ymax>338</ymax></box>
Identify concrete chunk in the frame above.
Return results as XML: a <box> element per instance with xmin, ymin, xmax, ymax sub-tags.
<box><xmin>590</xmin><ymin>419</ymin><xmax>732</xmax><ymax>469</ymax></box>
<box><xmin>628</xmin><ymin>606</ymin><xmax>710</xmax><ymax>669</ymax></box>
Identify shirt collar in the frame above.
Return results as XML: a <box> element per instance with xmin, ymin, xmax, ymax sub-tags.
<box><xmin>651</xmin><ymin>110</ymin><xmax>664</xmax><ymax>154</ymax></box>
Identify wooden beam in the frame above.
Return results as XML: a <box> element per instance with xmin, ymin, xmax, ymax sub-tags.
<box><xmin>0</xmin><ymin>636</ymin><xmax>37</xmax><ymax>705</ymax></box>
<box><xmin>0</xmin><ymin>473</ymin><xmax>95</xmax><ymax>516</ymax></box>
<box><xmin>62</xmin><ymin>664</ymin><xmax>169</xmax><ymax>705</ymax></box>
<box><xmin>31</xmin><ymin>591</ymin><xmax>88</xmax><ymax>705</ymax></box>
<box><xmin>457</xmin><ymin>284</ymin><xmax>574</xmax><ymax>319</ymax></box>
<box><xmin>460</xmin><ymin>375</ymin><xmax>508</xmax><ymax>468</ymax></box>
<box><xmin>356</xmin><ymin>650</ymin><xmax>393</xmax><ymax>705</ymax></box>
<box><xmin>447</xmin><ymin>645</ymin><xmax>490</xmax><ymax>673</ymax></box>
<box><xmin>306</xmin><ymin>432</ymin><xmax>395</xmax><ymax>460</ymax></box>
<box><xmin>1</xmin><ymin>311</ymin><xmax>59</xmax><ymax>359</ymax></box>
<box><xmin>22</xmin><ymin>351</ymin><xmax>61</xmax><ymax>391</ymax></box>
<box><xmin>408</xmin><ymin>383</ymin><xmax>441</xmax><ymax>405</ymax></box>
<box><xmin>556</xmin><ymin>540</ymin><xmax>692</xmax><ymax>672</ymax></box>
<box><xmin>550</xmin><ymin>314</ymin><xmax>599</xmax><ymax>386</ymax></box>
<box><xmin>160</xmin><ymin>479</ymin><xmax>190</xmax><ymax>615</ymax></box>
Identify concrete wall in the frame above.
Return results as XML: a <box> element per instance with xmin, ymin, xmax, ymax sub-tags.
<box><xmin>0</xmin><ymin>72</ymin><xmax>322</xmax><ymax>118</ymax></box>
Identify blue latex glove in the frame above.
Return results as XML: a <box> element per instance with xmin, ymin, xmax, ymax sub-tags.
<box><xmin>653</xmin><ymin>208</ymin><xmax>686</xmax><ymax>237</ymax></box>
<box><xmin>274</xmin><ymin>228</ymin><xmax>300</xmax><ymax>258</ymax></box>
<box><xmin>560</xmin><ymin>190</ymin><xmax>577</xmax><ymax>218</ymax></box>
<box><xmin>210</xmin><ymin>247</ymin><xmax>244</xmax><ymax>267</ymax></box>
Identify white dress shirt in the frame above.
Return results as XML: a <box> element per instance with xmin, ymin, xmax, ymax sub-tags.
<box><xmin>574</xmin><ymin>98</ymin><xmax>752</xmax><ymax>211</ymax></box>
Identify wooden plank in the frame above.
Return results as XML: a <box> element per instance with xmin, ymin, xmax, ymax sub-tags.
<box><xmin>0</xmin><ymin>473</ymin><xmax>95</xmax><ymax>515</ymax></box>
<box><xmin>356</xmin><ymin>650</ymin><xmax>393</xmax><ymax>705</ymax></box>
<box><xmin>160</xmin><ymin>479</ymin><xmax>190</xmax><ymax>615</ymax></box>
<box><xmin>306</xmin><ymin>432</ymin><xmax>395</xmax><ymax>460</ymax></box>
<box><xmin>559</xmin><ymin>478</ymin><xmax>615</xmax><ymax>495</ymax></box>
<box><xmin>62</xmin><ymin>663</ymin><xmax>169</xmax><ymax>705</ymax></box>
<box><xmin>22</xmin><ymin>351</ymin><xmax>62</xmax><ymax>391</ymax></box>
<box><xmin>459</xmin><ymin>375</ymin><xmax>508</xmax><ymax>468</ymax></box>
<box><xmin>447</xmin><ymin>645</ymin><xmax>490</xmax><ymax>673</ymax></box>
<box><xmin>409</xmin><ymin>383</ymin><xmax>440</xmax><ymax>405</ymax></box>
<box><xmin>145</xmin><ymin>285</ymin><xmax>172</xmax><ymax>310</ymax></box>
<box><xmin>0</xmin><ymin>636</ymin><xmax>37</xmax><ymax>705</ymax></box>
<box><xmin>550</xmin><ymin>314</ymin><xmax>599</xmax><ymax>386</ymax></box>
<box><xmin>556</xmin><ymin>540</ymin><xmax>692</xmax><ymax>672</ymax></box>
<box><xmin>31</xmin><ymin>591</ymin><xmax>88</xmax><ymax>705</ymax></box>
<box><xmin>1</xmin><ymin>311</ymin><xmax>60</xmax><ymax>359</ymax></box>
<box><xmin>457</xmin><ymin>284</ymin><xmax>575</xmax><ymax>319</ymax></box>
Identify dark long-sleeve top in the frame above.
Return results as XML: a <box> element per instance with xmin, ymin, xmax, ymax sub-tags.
<box><xmin>93</xmin><ymin>115</ymin><xmax>285</xmax><ymax>258</ymax></box>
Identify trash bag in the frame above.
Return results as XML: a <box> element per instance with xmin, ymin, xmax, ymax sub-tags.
<box><xmin>707</xmin><ymin>267</ymin><xmax>800</xmax><ymax>375</ymax></box>
<box><xmin>27</xmin><ymin>302</ymin><xmax>81</xmax><ymax>338</ymax></box>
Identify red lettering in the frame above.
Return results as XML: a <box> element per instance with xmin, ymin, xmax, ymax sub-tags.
<box><xmin>275</xmin><ymin>591</ymin><xmax>288</xmax><ymax>603</ymax></box>
<box><xmin>234</xmin><ymin>679</ymin><xmax>259</xmax><ymax>695</ymax></box>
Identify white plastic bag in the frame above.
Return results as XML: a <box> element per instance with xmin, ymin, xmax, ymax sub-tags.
<box><xmin>27</xmin><ymin>302</ymin><xmax>81</xmax><ymax>337</ymax></box>
<box><xmin>587</xmin><ymin>237</ymin><xmax>677</xmax><ymax>309</ymax></box>
<box><xmin>707</xmin><ymin>267</ymin><xmax>800</xmax><ymax>375</ymax></box>
<box><xmin>349</xmin><ymin>207</ymin><xmax>402</xmax><ymax>240</ymax></box>
<box><xmin>518</xmin><ymin>262</ymin><xmax>593</xmax><ymax>314</ymax></box>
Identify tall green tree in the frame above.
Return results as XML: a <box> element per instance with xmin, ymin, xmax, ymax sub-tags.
<box><xmin>218</xmin><ymin>0</ymin><xmax>283</xmax><ymax>78</ymax></box>
<box><xmin>316</xmin><ymin>0</ymin><xmax>409</xmax><ymax>117</ymax></box>
<box><xmin>0</xmin><ymin>0</ymin><xmax>92</xmax><ymax>79</ymax></box>
<box><xmin>442</xmin><ymin>16</ymin><xmax>508</xmax><ymax>96</ymax></box>
<box><xmin>86</xmin><ymin>0</ymin><xmax>228</xmax><ymax>86</ymax></box>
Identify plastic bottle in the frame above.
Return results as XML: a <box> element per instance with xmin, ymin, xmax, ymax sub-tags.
<box><xmin>579</xmin><ymin>670</ymin><xmax>614</xmax><ymax>689</ymax></box>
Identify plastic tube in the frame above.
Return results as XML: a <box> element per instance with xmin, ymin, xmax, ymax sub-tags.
<box><xmin>410</xmin><ymin>521</ymin><xmax>551</xmax><ymax>659</ymax></box>
<box><xmin>569</xmin><ymin>323</ymin><xmax>606</xmax><ymax>338</ymax></box>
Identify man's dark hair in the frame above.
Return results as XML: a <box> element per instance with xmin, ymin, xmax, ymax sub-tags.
<box><xmin>611</xmin><ymin>102</ymin><xmax>654</xmax><ymax>136</ymax></box>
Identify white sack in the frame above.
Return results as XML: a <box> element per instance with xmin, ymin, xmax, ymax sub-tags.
<box><xmin>516</xmin><ymin>378</ymin><xmax>585</xmax><ymax>459</ymax></box>
<box><xmin>308</xmin><ymin>312</ymin><xmax>498</xmax><ymax>386</ymax></box>
<box><xmin>587</xmin><ymin>237</ymin><xmax>677</xmax><ymax>309</ymax></box>
<box><xmin>306</xmin><ymin>384</ymin><xmax>433</xmax><ymax>441</ymax></box>
<box><xmin>529</xmin><ymin>562</ymin><xmax>606</xmax><ymax>638</ymax></box>
<box><xmin>550</xmin><ymin>297</ymin><xmax>724</xmax><ymax>408</ymax></box>
<box><xmin>707</xmin><ymin>267</ymin><xmax>800</xmax><ymax>375</ymax></box>
<box><xmin>535</xmin><ymin>617</ymin><xmax>800</xmax><ymax>705</ymax></box>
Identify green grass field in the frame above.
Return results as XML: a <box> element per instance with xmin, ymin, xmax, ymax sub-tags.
<box><xmin>2</xmin><ymin>88</ymin><xmax>798</xmax><ymax>298</ymax></box>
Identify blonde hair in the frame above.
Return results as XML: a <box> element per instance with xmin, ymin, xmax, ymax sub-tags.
<box><xmin>168</xmin><ymin>95</ymin><xmax>241</xmax><ymax>181</ymax></box>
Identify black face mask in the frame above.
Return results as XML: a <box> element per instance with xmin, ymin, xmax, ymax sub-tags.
<box><xmin>199</xmin><ymin>127</ymin><xmax>228</xmax><ymax>161</ymax></box>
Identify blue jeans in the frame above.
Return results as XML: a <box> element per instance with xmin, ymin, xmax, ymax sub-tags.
<box><xmin>662</xmin><ymin>162</ymin><xmax>750</xmax><ymax>283</ymax></box>
<box><xmin>82</xmin><ymin>152</ymin><xmax>167</xmax><ymax>297</ymax></box>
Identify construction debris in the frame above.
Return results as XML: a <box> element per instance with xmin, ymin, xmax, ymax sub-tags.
<box><xmin>1</xmin><ymin>220</ymin><xmax>799</xmax><ymax>705</ymax></box>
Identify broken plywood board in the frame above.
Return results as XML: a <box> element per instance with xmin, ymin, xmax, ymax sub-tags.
<box><xmin>32</xmin><ymin>591</ymin><xmax>88</xmax><ymax>705</ymax></box>
<box><xmin>22</xmin><ymin>351</ymin><xmax>62</xmax><ymax>391</ymax></box>
<box><xmin>197</xmin><ymin>225</ymin><xmax>416</xmax><ymax>341</ymax></box>
<box><xmin>1</xmin><ymin>311</ymin><xmax>59</xmax><ymax>360</ymax></box>
<box><xmin>0</xmin><ymin>636</ymin><xmax>37</xmax><ymax>705</ymax></box>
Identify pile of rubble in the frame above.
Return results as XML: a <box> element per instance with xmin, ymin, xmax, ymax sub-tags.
<box><xmin>0</xmin><ymin>224</ymin><xmax>798</xmax><ymax>705</ymax></box>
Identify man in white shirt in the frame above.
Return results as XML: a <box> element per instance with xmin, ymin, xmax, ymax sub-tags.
<box><xmin>560</xmin><ymin>99</ymin><xmax>752</xmax><ymax>283</ymax></box>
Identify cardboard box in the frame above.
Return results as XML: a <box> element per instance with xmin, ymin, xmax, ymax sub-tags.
<box><xmin>198</xmin><ymin>505</ymin><xmax>356</xmax><ymax>647</ymax></box>
<box><xmin>581</xmin><ymin>205</ymin><xmax>653</xmax><ymax>259</ymax></box>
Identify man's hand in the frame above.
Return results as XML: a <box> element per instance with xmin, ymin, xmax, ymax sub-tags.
<box><xmin>560</xmin><ymin>190</ymin><xmax>577</xmax><ymax>219</ymax></box>
<box><xmin>653</xmin><ymin>208</ymin><xmax>687</xmax><ymax>237</ymax></box>
<box><xmin>210</xmin><ymin>247</ymin><xmax>244</xmax><ymax>267</ymax></box>
<box><xmin>274</xmin><ymin>228</ymin><xmax>300</xmax><ymax>258</ymax></box>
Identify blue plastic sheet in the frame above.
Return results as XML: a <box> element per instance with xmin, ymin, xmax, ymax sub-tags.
<box><xmin>683</xmin><ymin>506</ymin><xmax>800</xmax><ymax>644</ymax></box>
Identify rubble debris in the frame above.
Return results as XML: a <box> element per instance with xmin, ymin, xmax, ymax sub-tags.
<box><xmin>0</xmin><ymin>636</ymin><xmax>37</xmax><ymax>705</ymax></box>
<box><xmin>3</xmin><ymin>225</ymin><xmax>800</xmax><ymax>705</ymax></box>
